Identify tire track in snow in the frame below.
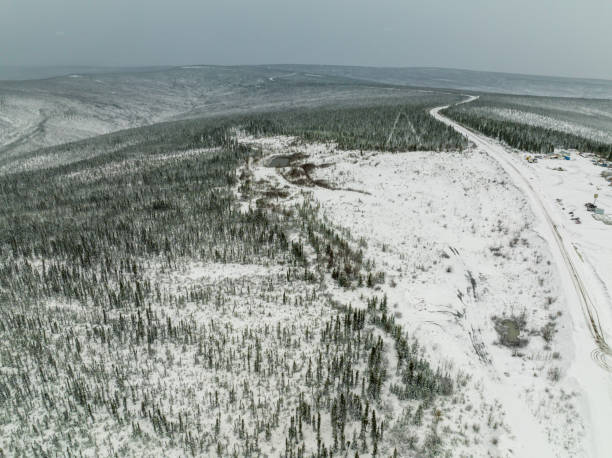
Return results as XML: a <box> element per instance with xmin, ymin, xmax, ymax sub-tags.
<box><xmin>432</xmin><ymin>96</ymin><xmax>612</xmax><ymax>371</ymax></box>
<box><xmin>432</xmin><ymin>97</ymin><xmax>612</xmax><ymax>457</ymax></box>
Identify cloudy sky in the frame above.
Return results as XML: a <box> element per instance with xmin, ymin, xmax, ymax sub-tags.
<box><xmin>1</xmin><ymin>0</ymin><xmax>611</xmax><ymax>80</ymax></box>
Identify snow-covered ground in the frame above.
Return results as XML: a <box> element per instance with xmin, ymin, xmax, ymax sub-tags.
<box><xmin>238</xmin><ymin>132</ymin><xmax>600</xmax><ymax>456</ymax></box>
<box><xmin>434</xmin><ymin>101</ymin><xmax>612</xmax><ymax>457</ymax></box>
<box><xmin>519</xmin><ymin>152</ymin><xmax>612</xmax><ymax>321</ymax></box>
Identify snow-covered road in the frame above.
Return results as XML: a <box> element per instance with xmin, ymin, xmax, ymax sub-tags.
<box><xmin>433</xmin><ymin>98</ymin><xmax>612</xmax><ymax>457</ymax></box>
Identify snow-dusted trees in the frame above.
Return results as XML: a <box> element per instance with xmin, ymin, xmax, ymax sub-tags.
<box><xmin>0</xmin><ymin>102</ymin><xmax>457</xmax><ymax>456</ymax></box>
<box><xmin>244</xmin><ymin>96</ymin><xmax>468</xmax><ymax>152</ymax></box>
<box><xmin>444</xmin><ymin>101</ymin><xmax>612</xmax><ymax>159</ymax></box>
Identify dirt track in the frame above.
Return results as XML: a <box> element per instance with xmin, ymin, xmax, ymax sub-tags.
<box><xmin>431</xmin><ymin>97</ymin><xmax>612</xmax><ymax>371</ymax></box>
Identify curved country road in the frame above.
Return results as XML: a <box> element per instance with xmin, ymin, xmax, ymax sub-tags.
<box><xmin>432</xmin><ymin>96</ymin><xmax>612</xmax><ymax>457</ymax></box>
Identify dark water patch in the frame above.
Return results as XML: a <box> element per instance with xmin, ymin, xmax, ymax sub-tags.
<box><xmin>265</xmin><ymin>153</ymin><xmax>308</xmax><ymax>168</ymax></box>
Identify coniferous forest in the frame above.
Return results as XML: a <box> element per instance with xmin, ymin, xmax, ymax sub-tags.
<box><xmin>443</xmin><ymin>97</ymin><xmax>612</xmax><ymax>159</ymax></box>
<box><xmin>0</xmin><ymin>95</ymin><xmax>469</xmax><ymax>457</ymax></box>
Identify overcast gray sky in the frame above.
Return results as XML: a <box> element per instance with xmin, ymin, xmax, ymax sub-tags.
<box><xmin>2</xmin><ymin>0</ymin><xmax>611</xmax><ymax>80</ymax></box>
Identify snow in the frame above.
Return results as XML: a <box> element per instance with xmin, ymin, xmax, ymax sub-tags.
<box><xmin>473</xmin><ymin>106</ymin><xmax>612</xmax><ymax>144</ymax></box>
<box><xmin>435</xmin><ymin>101</ymin><xmax>612</xmax><ymax>457</ymax></box>
<box><xmin>56</xmin><ymin>147</ymin><xmax>220</xmax><ymax>182</ymax></box>
<box><xmin>0</xmin><ymin>67</ymin><xmax>427</xmax><ymax>174</ymax></box>
<box><xmin>3</xmin><ymin>68</ymin><xmax>611</xmax><ymax>454</ymax></box>
<box><xmin>239</xmin><ymin>132</ymin><xmax>592</xmax><ymax>456</ymax></box>
<box><xmin>523</xmin><ymin>153</ymin><xmax>612</xmax><ymax>316</ymax></box>
<box><xmin>145</xmin><ymin>261</ymin><xmax>287</xmax><ymax>294</ymax></box>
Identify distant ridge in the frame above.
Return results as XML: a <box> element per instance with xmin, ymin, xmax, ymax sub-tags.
<box><xmin>267</xmin><ymin>65</ymin><xmax>612</xmax><ymax>100</ymax></box>
<box><xmin>2</xmin><ymin>64</ymin><xmax>612</xmax><ymax>99</ymax></box>
<box><xmin>0</xmin><ymin>65</ymin><xmax>171</xmax><ymax>82</ymax></box>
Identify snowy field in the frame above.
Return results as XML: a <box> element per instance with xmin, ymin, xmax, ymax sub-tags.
<box><xmin>515</xmin><ymin>152</ymin><xmax>612</xmax><ymax>312</ymax></box>
<box><xmin>435</xmin><ymin>99</ymin><xmax>612</xmax><ymax>457</ymax></box>
<box><xmin>238</xmin><ymin>133</ymin><xmax>606</xmax><ymax>456</ymax></box>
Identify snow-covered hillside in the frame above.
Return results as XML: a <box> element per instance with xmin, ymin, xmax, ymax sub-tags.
<box><xmin>238</xmin><ymin>133</ymin><xmax>604</xmax><ymax>456</ymax></box>
<box><xmin>0</xmin><ymin>66</ymin><xmax>416</xmax><ymax>160</ymax></box>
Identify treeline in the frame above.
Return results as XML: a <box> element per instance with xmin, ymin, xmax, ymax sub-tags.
<box><xmin>443</xmin><ymin>106</ymin><xmax>612</xmax><ymax>159</ymax></box>
<box><xmin>244</xmin><ymin>101</ymin><xmax>467</xmax><ymax>152</ymax></box>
